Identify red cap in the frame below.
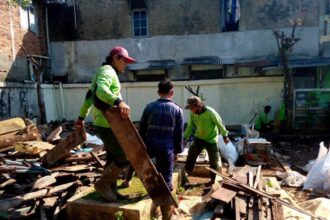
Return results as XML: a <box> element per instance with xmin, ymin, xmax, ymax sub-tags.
<box><xmin>109</xmin><ymin>46</ymin><xmax>136</xmax><ymax>63</ymax></box>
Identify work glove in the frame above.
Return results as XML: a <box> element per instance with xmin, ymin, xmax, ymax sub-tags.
<box><xmin>75</xmin><ymin>118</ymin><xmax>86</xmax><ymax>139</ymax></box>
<box><xmin>75</xmin><ymin>118</ymin><xmax>85</xmax><ymax>132</ymax></box>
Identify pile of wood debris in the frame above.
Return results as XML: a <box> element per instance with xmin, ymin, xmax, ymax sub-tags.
<box><xmin>1</xmin><ymin>117</ymin><xmax>330</xmax><ymax>220</ymax></box>
<box><xmin>174</xmin><ymin>135</ymin><xmax>330</xmax><ymax>220</ymax></box>
<box><xmin>0</xmin><ymin>118</ymin><xmax>105</xmax><ymax>219</ymax></box>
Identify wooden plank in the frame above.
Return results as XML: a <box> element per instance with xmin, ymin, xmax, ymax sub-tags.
<box><xmin>46</xmin><ymin>126</ymin><xmax>62</xmax><ymax>142</ymax></box>
<box><xmin>211</xmin><ymin>165</ymin><xmax>250</xmax><ymax>203</ymax></box>
<box><xmin>51</xmin><ymin>164</ymin><xmax>93</xmax><ymax>172</ymax></box>
<box><xmin>271</xmin><ymin>200</ymin><xmax>284</xmax><ymax>220</ymax></box>
<box><xmin>102</xmin><ymin>108</ymin><xmax>177</xmax><ymax>207</ymax></box>
<box><xmin>235</xmin><ymin>196</ymin><xmax>241</xmax><ymax>220</ymax></box>
<box><xmin>0</xmin><ymin>181</ymin><xmax>79</xmax><ymax>211</ymax></box>
<box><xmin>0</xmin><ymin>125</ymin><xmax>41</xmax><ymax>149</ymax></box>
<box><xmin>90</xmin><ymin>151</ymin><xmax>105</xmax><ymax>168</ymax></box>
<box><xmin>207</xmin><ymin>167</ymin><xmax>327</xmax><ymax>220</ymax></box>
<box><xmin>14</xmin><ymin>141</ymin><xmax>54</xmax><ymax>155</ymax></box>
<box><xmin>41</xmin><ymin>129</ymin><xmax>86</xmax><ymax>166</ymax></box>
<box><xmin>0</xmin><ymin>118</ymin><xmax>26</xmax><ymax>135</ymax></box>
<box><xmin>235</xmin><ymin>194</ymin><xmax>247</xmax><ymax>220</ymax></box>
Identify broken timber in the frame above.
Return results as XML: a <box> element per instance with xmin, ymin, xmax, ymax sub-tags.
<box><xmin>0</xmin><ymin>124</ymin><xmax>41</xmax><ymax>149</ymax></box>
<box><xmin>41</xmin><ymin>130</ymin><xmax>86</xmax><ymax>166</ymax></box>
<box><xmin>207</xmin><ymin>167</ymin><xmax>326</xmax><ymax>220</ymax></box>
<box><xmin>102</xmin><ymin>107</ymin><xmax>177</xmax><ymax>207</ymax></box>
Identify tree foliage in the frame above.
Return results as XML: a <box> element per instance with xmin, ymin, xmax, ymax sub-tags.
<box><xmin>9</xmin><ymin>0</ymin><xmax>32</xmax><ymax>8</ymax></box>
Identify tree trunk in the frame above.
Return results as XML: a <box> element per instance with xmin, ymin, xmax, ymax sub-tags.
<box><xmin>280</xmin><ymin>48</ymin><xmax>293</xmax><ymax>131</ymax></box>
<box><xmin>34</xmin><ymin>70</ymin><xmax>47</xmax><ymax>124</ymax></box>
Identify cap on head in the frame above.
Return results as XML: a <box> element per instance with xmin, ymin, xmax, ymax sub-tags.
<box><xmin>185</xmin><ymin>96</ymin><xmax>202</xmax><ymax>109</ymax></box>
<box><xmin>109</xmin><ymin>46</ymin><xmax>136</xmax><ymax>63</ymax></box>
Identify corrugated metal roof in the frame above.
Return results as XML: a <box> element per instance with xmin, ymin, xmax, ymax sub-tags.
<box><xmin>127</xmin><ymin>60</ymin><xmax>176</xmax><ymax>71</ymax></box>
<box><xmin>287</xmin><ymin>57</ymin><xmax>330</xmax><ymax>68</ymax></box>
<box><xmin>235</xmin><ymin>56</ymin><xmax>274</xmax><ymax>67</ymax></box>
<box><xmin>181</xmin><ymin>56</ymin><xmax>235</xmax><ymax>65</ymax></box>
<box><xmin>262</xmin><ymin>56</ymin><xmax>330</xmax><ymax>70</ymax></box>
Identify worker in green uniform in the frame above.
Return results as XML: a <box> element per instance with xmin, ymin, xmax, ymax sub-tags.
<box><xmin>75</xmin><ymin>46</ymin><xmax>135</xmax><ymax>202</ymax></box>
<box><xmin>184</xmin><ymin>96</ymin><xmax>230</xmax><ymax>185</ymax></box>
<box><xmin>255</xmin><ymin>105</ymin><xmax>272</xmax><ymax>133</ymax></box>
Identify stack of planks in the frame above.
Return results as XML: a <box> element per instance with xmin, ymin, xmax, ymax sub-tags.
<box><xmin>0</xmin><ymin>119</ymin><xmax>107</xmax><ymax>219</ymax></box>
<box><xmin>207</xmin><ymin>165</ymin><xmax>325</xmax><ymax>220</ymax></box>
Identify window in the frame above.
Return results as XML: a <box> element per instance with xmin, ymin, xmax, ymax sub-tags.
<box><xmin>190</xmin><ymin>65</ymin><xmax>224</xmax><ymax>80</ymax></box>
<box><xmin>293</xmin><ymin>67</ymin><xmax>317</xmax><ymax>89</ymax></box>
<box><xmin>221</xmin><ymin>0</ymin><xmax>240</xmax><ymax>32</ymax></box>
<box><xmin>320</xmin><ymin>15</ymin><xmax>330</xmax><ymax>42</ymax></box>
<box><xmin>20</xmin><ymin>3</ymin><xmax>38</xmax><ymax>33</ymax></box>
<box><xmin>132</xmin><ymin>10</ymin><xmax>147</xmax><ymax>37</ymax></box>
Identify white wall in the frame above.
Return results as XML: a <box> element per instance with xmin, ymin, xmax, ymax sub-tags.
<box><xmin>43</xmin><ymin>76</ymin><xmax>283</xmax><ymax>125</ymax></box>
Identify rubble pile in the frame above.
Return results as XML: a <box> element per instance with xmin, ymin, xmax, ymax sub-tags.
<box><xmin>0</xmin><ymin>117</ymin><xmax>330</xmax><ymax>219</ymax></box>
<box><xmin>0</xmin><ymin>118</ymin><xmax>105</xmax><ymax>219</ymax></box>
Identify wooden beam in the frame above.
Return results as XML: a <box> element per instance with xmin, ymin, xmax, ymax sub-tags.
<box><xmin>211</xmin><ymin>165</ymin><xmax>250</xmax><ymax>203</ymax></box>
<box><xmin>102</xmin><ymin>108</ymin><xmax>177</xmax><ymax>207</ymax></box>
<box><xmin>41</xmin><ymin>130</ymin><xmax>86</xmax><ymax>166</ymax></box>
<box><xmin>0</xmin><ymin>181</ymin><xmax>79</xmax><ymax>211</ymax></box>
<box><xmin>0</xmin><ymin>125</ymin><xmax>41</xmax><ymax>149</ymax></box>
<box><xmin>207</xmin><ymin>167</ymin><xmax>326</xmax><ymax>220</ymax></box>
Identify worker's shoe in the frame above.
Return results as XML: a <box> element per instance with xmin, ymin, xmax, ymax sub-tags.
<box><xmin>150</xmin><ymin>202</ymin><xmax>161</xmax><ymax>219</ymax></box>
<box><xmin>94</xmin><ymin>163</ymin><xmax>122</xmax><ymax>202</ymax></box>
<box><xmin>111</xmin><ymin>183</ymin><xmax>130</xmax><ymax>200</ymax></box>
<box><xmin>160</xmin><ymin>205</ymin><xmax>175</xmax><ymax>220</ymax></box>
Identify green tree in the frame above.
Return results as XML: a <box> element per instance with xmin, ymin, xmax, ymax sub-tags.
<box><xmin>9</xmin><ymin>0</ymin><xmax>32</xmax><ymax>8</ymax></box>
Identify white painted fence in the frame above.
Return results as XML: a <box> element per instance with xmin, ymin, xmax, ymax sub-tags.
<box><xmin>0</xmin><ymin>76</ymin><xmax>283</xmax><ymax>125</ymax></box>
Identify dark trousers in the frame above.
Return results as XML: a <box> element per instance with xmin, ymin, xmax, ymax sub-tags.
<box><xmin>148</xmin><ymin>149</ymin><xmax>175</xmax><ymax>191</ymax></box>
<box><xmin>185</xmin><ymin>137</ymin><xmax>220</xmax><ymax>182</ymax></box>
<box><xmin>95</xmin><ymin>126</ymin><xmax>130</xmax><ymax>168</ymax></box>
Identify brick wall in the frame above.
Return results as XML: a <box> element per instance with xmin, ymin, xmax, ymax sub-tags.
<box><xmin>0</xmin><ymin>0</ymin><xmax>47</xmax><ymax>82</ymax></box>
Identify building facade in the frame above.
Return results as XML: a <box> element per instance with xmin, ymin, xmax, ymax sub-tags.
<box><xmin>0</xmin><ymin>0</ymin><xmax>48</xmax><ymax>82</ymax></box>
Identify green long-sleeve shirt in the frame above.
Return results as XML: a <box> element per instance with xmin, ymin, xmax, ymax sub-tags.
<box><xmin>79</xmin><ymin>65</ymin><xmax>122</xmax><ymax>128</ymax></box>
<box><xmin>255</xmin><ymin>111</ymin><xmax>270</xmax><ymax>130</ymax></box>
<box><xmin>184</xmin><ymin>106</ymin><xmax>229</xmax><ymax>144</ymax></box>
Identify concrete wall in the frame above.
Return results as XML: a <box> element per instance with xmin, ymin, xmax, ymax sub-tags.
<box><xmin>0</xmin><ymin>77</ymin><xmax>283</xmax><ymax>125</ymax></box>
<box><xmin>43</xmin><ymin>77</ymin><xmax>283</xmax><ymax>124</ymax></box>
<box><xmin>50</xmin><ymin>27</ymin><xmax>319</xmax><ymax>82</ymax></box>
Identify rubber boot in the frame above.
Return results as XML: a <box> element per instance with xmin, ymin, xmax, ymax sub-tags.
<box><xmin>150</xmin><ymin>202</ymin><xmax>161</xmax><ymax>219</ymax></box>
<box><xmin>120</xmin><ymin>165</ymin><xmax>134</xmax><ymax>188</ymax></box>
<box><xmin>160</xmin><ymin>205</ymin><xmax>175</xmax><ymax>220</ymax></box>
<box><xmin>111</xmin><ymin>182</ymin><xmax>130</xmax><ymax>200</ymax></box>
<box><xmin>94</xmin><ymin>163</ymin><xmax>122</xmax><ymax>202</ymax></box>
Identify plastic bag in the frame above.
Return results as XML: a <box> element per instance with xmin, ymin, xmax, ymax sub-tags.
<box><xmin>245</xmin><ymin>124</ymin><xmax>259</xmax><ymax>138</ymax></box>
<box><xmin>283</xmin><ymin>171</ymin><xmax>306</xmax><ymax>187</ymax></box>
<box><xmin>303</xmin><ymin>142</ymin><xmax>330</xmax><ymax>190</ymax></box>
<box><xmin>234</xmin><ymin>138</ymin><xmax>245</xmax><ymax>155</ymax></box>
<box><xmin>85</xmin><ymin>133</ymin><xmax>104</xmax><ymax>145</ymax></box>
<box><xmin>218</xmin><ymin>136</ymin><xmax>238</xmax><ymax>164</ymax></box>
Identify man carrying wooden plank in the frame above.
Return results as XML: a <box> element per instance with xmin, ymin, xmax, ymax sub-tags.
<box><xmin>76</xmin><ymin>46</ymin><xmax>135</xmax><ymax>202</ymax></box>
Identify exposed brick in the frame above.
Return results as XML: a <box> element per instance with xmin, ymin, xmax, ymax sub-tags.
<box><xmin>0</xmin><ymin>0</ymin><xmax>47</xmax><ymax>82</ymax></box>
